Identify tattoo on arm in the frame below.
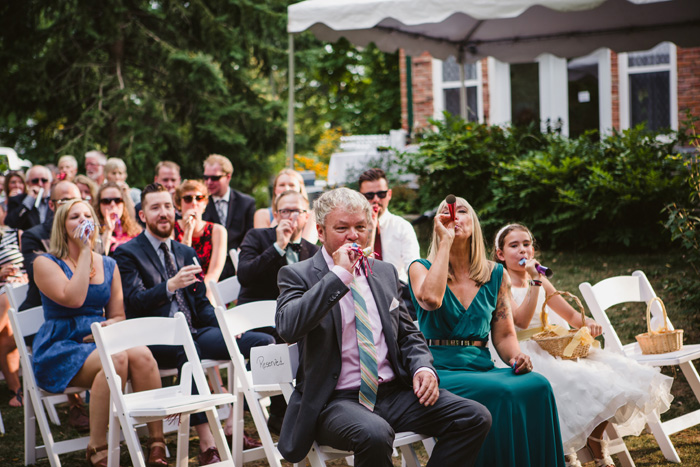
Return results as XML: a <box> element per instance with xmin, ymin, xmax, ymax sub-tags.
<box><xmin>492</xmin><ymin>271</ymin><xmax>512</xmax><ymax>323</ymax></box>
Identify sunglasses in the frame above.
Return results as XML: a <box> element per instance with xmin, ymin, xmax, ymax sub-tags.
<box><xmin>182</xmin><ymin>194</ymin><xmax>207</xmax><ymax>203</ymax></box>
<box><xmin>100</xmin><ymin>197</ymin><xmax>124</xmax><ymax>206</ymax></box>
<box><xmin>362</xmin><ymin>190</ymin><xmax>388</xmax><ymax>200</ymax></box>
<box><xmin>29</xmin><ymin>178</ymin><xmax>49</xmax><ymax>185</ymax></box>
<box><xmin>203</xmin><ymin>174</ymin><xmax>226</xmax><ymax>181</ymax></box>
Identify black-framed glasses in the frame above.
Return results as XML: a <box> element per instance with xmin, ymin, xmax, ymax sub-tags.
<box><xmin>99</xmin><ymin>197</ymin><xmax>124</xmax><ymax>206</ymax></box>
<box><xmin>182</xmin><ymin>194</ymin><xmax>207</xmax><ymax>203</ymax></box>
<box><xmin>361</xmin><ymin>190</ymin><xmax>388</xmax><ymax>200</ymax></box>
<box><xmin>203</xmin><ymin>174</ymin><xmax>226</xmax><ymax>181</ymax></box>
<box><xmin>277</xmin><ymin>209</ymin><xmax>307</xmax><ymax>218</ymax></box>
<box><xmin>29</xmin><ymin>178</ymin><xmax>49</xmax><ymax>185</ymax></box>
<box><xmin>52</xmin><ymin>197</ymin><xmax>80</xmax><ymax>206</ymax></box>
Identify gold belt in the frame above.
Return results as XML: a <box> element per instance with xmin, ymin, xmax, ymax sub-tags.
<box><xmin>427</xmin><ymin>339</ymin><xmax>488</xmax><ymax>347</ymax></box>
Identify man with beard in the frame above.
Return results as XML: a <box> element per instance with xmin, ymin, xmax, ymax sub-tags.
<box><xmin>84</xmin><ymin>150</ymin><xmax>106</xmax><ymax>186</ymax></box>
<box><xmin>113</xmin><ymin>183</ymin><xmax>273</xmax><ymax>465</ymax></box>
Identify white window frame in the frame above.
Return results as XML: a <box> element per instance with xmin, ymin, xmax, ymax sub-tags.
<box><xmin>432</xmin><ymin>58</ymin><xmax>484</xmax><ymax>123</ymax></box>
<box><xmin>618</xmin><ymin>42</ymin><xmax>678</xmax><ymax>131</ymax></box>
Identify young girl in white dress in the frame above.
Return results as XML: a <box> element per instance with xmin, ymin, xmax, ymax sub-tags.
<box><xmin>493</xmin><ymin>223</ymin><xmax>673</xmax><ymax>467</ymax></box>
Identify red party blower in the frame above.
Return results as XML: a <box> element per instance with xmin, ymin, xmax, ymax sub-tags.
<box><xmin>445</xmin><ymin>194</ymin><xmax>456</xmax><ymax>221</ymax></box>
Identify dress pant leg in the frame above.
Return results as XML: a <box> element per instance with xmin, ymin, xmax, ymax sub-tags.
<box><xmin>378</xmin><ymin>385</ymin><xmax>492</xmax><ymax>467</ymax></box>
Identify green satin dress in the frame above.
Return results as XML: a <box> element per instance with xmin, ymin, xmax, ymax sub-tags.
<box><xmin>409</xmin><ymin>259</ymin><xmax>565</xmax><ymax>467</ymax></box>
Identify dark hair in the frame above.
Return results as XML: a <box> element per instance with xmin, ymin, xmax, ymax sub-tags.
<box><xmin>4</xmin><ymin>171</ymin><xmax>26</xmax><ymax>198</ymax></box>
<box><xmin>141</xmin><ymin>182</ymin><xmax>169</xmax><ymax>207</ymax></box>
<box><xmin>492</xmin><ymin>223</ymin><xmax>536</xmax><ymax>265</ymax></box>
<box><xmin>358</xmin><ymin>168</ymin><xmax>387</xmax><ymax>188</ymax></box>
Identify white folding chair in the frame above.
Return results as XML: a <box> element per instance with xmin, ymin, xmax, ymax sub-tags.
<box><xmin>229</xmin><ymin>249</ymin><xmax>240</xmax><ymax>273</ymax></box>
<box><xmin>8</xmin><ymin>305</ymin><xmax>90</xmax><ymax>466</ymax></box>
<box><xmin>208</xmin><ymin>276</ymin><xmax>241</xmax><ymax>309</ymax></box>
<box><xmin>91</xmin><ymin>313</ymin><xmax>236</xmax><ymax>467</ymax></box>
<box><xmin>580</xmin><ymin>270</ymin><xmax>700</xmax><ymax>463</ymax></box>
<box><xmin>215</xmin><ymin>301</ymin><xmax>283</xmax><ymax>467</ymax></box>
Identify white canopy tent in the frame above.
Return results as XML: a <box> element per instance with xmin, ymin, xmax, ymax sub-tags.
<box><xmin>285</xmin><ymin>0</ymin><xmax>700</xmax><ymax>163</ymax></box>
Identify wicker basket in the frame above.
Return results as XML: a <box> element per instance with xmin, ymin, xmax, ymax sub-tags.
<box><xmin>635</xmin><ymin>297</ymin><xmax>683</xmax><ymax>355</ymax></box>
<box><xmin>532</xmin><ymin>291</ymin><xmax>591</xmax><ymax>360</ymax></box>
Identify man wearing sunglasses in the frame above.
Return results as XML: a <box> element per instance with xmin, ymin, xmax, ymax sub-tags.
<box><xmin>6</xmin><ymin>165</ymin><xmax>53</xmax><ymax>231</ymax></box>
<box><xmin>201</xmin><ymin>154</ymin><xmax>255</xmax><ymax>279</ymax></box>
<box><xmin>358</xmin><ymin>168</ymin><xmax>420</xmax><ymax>319</ymax></box>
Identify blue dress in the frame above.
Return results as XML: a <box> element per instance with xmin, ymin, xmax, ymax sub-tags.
<box><xmin>409</xmin><ymin>259</ymin><xmax>565</xmax><ymax>467</ymax></box>
<box><xmin>32</xmin><ymin>254</ymin><xmax>115</xmax><ymax>393</ymax></box>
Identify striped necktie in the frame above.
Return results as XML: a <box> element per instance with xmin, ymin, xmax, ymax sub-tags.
<box><xmin>350</xmin><ymin>280</ymin><xmax>379</xmax><ymax>411</ymax></box>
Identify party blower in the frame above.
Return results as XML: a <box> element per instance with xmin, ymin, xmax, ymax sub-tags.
<box><xmin>519</xmin><ymin>258</ymin><xmax>554</xmax><ymax>277</ymax></box>
<box><xmin>445</xmin><ymin>194</ymin><xmax>456</xmax><ymax>221</ymax></box>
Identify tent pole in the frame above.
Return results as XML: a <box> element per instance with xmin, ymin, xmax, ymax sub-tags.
<box><xmin>458</xmin><ymin>53</ymin><xmax>467</xmax><ymax>120</ymax></box>
<box><xmin>287</xmin><ymin>33</ymin><xmax>295</xmax><ymax>169</ymax></box>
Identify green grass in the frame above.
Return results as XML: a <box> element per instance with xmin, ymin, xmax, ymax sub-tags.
<box><xmin>0</xmin><ymin>250</ymin><xmax>699</xmax><ymax>466</ymax></box>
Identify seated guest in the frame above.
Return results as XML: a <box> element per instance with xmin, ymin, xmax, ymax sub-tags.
<box><xmin>135</xmin><ymin>161</ymin><xmax>182</xmax><ymax>227</ymax></box>
<box><xmin>358</xmin><ymin>168</ymin><xmax>420</xmax><ymax>318</ymax></box>
<box><xmin>74</xmin><ymin>174</ymin><xmax>98</xmax><ymax>203</ymax></box>
<box><xmin>6</xmin><ymin>165</ymin><xmax>52</xmax><ymax>231</ymax></box>
<box><xmin>202</xmin><ymin>154</ymin><xmax>255</xmax><ymax>278</ymax></box>
<box><xmin>94</xmin><ymin>182</ymin><xmax>142</xmax><ymax>256</ymax></box>
<box><xmin>276</xmin><ymin>188</ymin><xmax>491</xmax><ymax>467</ymax></box>
<box><xmin>84</xmin><ymin>150</ymin><xmax>106</xmax><ymax>186</ymax></box>
<box><xmin>173</xmin><ymin>179</ymin><xmax>227</xmax><ymax>303</ymax></box>
<box><xmin>408</xmin><ymin>196</ymin><xmax>565</xmax><ymax>467</ymax></box>
<box><xmin>4</xmin><ymin>170</ymin><xmax>26</xmax><ymax>206</ymax></box>
<box><xmin>32</xmin><ymin>199</ymin><xmax>166</xmax><ymax>467</ymax></box>
<box><xmin>114</xmin><ymin>183</ymin><xmax>273</xmax><ymax>465</ymax></box>
<box><xmin>104</xmin><ymin>157</ymin><xmax>141</xmax><ymax>207</ymax></box>
<box><xmin>253</xmin><ymin>168</ymin><xmax>318</xmax><ymax>243</ymax></box>
<box><xmin>57</xmin><ymin>155</ymin><xmax>79</xmax><ymax>182</ymax></box>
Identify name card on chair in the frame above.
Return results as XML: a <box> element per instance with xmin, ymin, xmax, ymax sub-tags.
<box><xmin>251</xmin><ymin>343</ymin><xmax>299</xmax><ymax>385</ymax></box>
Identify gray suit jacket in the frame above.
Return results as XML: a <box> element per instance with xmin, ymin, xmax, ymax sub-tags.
<box><xmin>275</xmin><ymin>249</ymin><xmax>434</xmax><ymax>462</ymax></box>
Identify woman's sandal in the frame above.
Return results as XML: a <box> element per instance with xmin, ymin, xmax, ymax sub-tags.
<box><xmin>587</xmin><ymin>436</ymin><xmax>615</xmax><ymax>467</ymax></box>
<box><xmin>86</xmin><ymin>444</ymin><xmax>110</xmax><ymax>467</ymax></box>
<box><xmin>148</xmin><ymin>437</ymin><xmax>169</xmax><ymax>467</ymax></box>
<box><xmin>565</xmin><ymin>452</ymin><xmax>582</xmax><ymax>467</ymax></box>
<box><xmin>9</xmin><ymin>387</ymin><xmax>23</xmax><ymax>407</ymax></box>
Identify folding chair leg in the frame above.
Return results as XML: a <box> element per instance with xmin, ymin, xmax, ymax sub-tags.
<box><xmin>231</xmin><ymin>387</ymin><xmax>245</xmax><ymax>466</ymax></box>
<box><xmin>399</xmin><ymin>444</ymin><xmax>421</xmax><ymax>467</ymax></box>
<box><xmin>205</xmin><ymin>407</ymin><xmax>234</xmax><ymax>466</ymax></box>
<box><xmin>25</xmin><ymin>385</ymin><xmax>38</xmax><ymax>465</ymax></box>
<box><xmin>604</xmin><ymin>423</ymin><xmax>635</xmax><ymax>467</ymax></box>
<box><xmin>176</xmin><ymin>414</ymin><xmax>191</xmax><ymax>467</ymax></box>
<box><xmin>107</xmin><ymin>408</ymin><xmax>122</xmax><ymax>467</ymax></box>
<box><xmin>44</xmin><ymin>394</ymin><xmax>66</xmax><ymax>426</ymax></box>
<box><xmin>29</xmin><ymin>386</ymin><xmax>61</xmax><ymax>466</ymax></box>
<box><xmin>422</xmin><ymin>437</ymin><xmax>435</xmax><ymax>457</ymax></box>
<box><xmin>646</xmin><ymin>410</ymin><xmax>681</xmax><ymax>463</ymax></box>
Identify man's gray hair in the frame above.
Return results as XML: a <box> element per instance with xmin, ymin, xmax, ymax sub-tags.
<box><xmin>58</xmin><ymin>155</ymin><xmax>78</xmax><ymax>168</ymax></box>
<box><xmin>314</xmin><ymin>188</ymin><xmax>372</xmax><ymax>227</ymax></box>
<box><xmin>85</xmin><ymin>150</ymin><xmax>107</xmax><ymax>165</ymax></box>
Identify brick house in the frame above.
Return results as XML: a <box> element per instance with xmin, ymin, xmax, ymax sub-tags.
<box><xmin>400</xmin><ymin>43</ymin><xmax>700</xmax><ymax>138</ymax></box>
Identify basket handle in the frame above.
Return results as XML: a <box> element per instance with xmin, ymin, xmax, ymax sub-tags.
<box><xmin>645</xmin><ymin>297</ymin><xmax>668</xmax><ymax>335</ymax></box>
<box><xmin>541</xmin><ymin>290</ymin><xmax>586</xmax><ymax>329</ymax></box>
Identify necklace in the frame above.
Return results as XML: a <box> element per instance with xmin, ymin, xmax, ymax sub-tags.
<box><xmin>67</xmin><ymin>255</ymin><xmax>97</xmax><ymax>279</ymax></box>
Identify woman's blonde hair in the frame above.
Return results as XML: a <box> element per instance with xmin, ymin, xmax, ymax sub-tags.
<box><xmin>94</xmin><ymin>181</ymin><xmax>142</xmax><ymax>237</ymax></box>
<box><xmin>74</xmin><ymin>174</ymin><xmax>98</xmax><ymax>201</ymax></box>
<box><xmin>272</xmin><ymin>168</ymin><xmax>308</xmax><ymax>200</ymax></box>
<box><xmin>49</xmin><ymin>199</ymin><xmax>98</xmax><ymax>258</ymax></box>
<box><xmin>426</xmin><ymin>196</ymin><xmax>492</xmax><ymax>286</ymax></box>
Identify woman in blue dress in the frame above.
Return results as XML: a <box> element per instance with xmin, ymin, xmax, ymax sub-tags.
<box><xmin>32</xmin><ymin>199</ymin><xmax>167</xmax><ymax>467</ymax></box>
<box><xmin>408</xmin><ymin>196</ymin><xmax>565</xmax><ymax>467</ymax></box>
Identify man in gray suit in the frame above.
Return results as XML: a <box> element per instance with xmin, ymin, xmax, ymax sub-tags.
<box><xmin>276</xmin><ymin>188</ymin><xmax>491</xmax><ymax>467</ymax></box>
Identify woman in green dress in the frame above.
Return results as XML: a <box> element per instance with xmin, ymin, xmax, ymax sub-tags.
<box><xmin>408</xmin><ymin>196</ymin><xmax>565</xmax><ymax>467</ymax></box>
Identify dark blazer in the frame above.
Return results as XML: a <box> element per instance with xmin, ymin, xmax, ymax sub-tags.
<box><xmin>6</xmin><ymin>193</ymin><xmax>52</xmax><ymax>231</ymax></box>
<box><xmin>202</xmin><ymin>188</ymin><xmax>255</xmax><ymax>278</ymax></box>
<box><xmin>237</xmin><ymin>227</ymin><xmax>318</xmax><ymax>305</ymax></box>
<box><xmin>19</xmin><ymin>219</ymin><xmax>53</xmax><ymax>310</ymax></box>
<box><xmin>275</xmin><ymin>250</ymin><xmax>434</xmax><ymax>462</ymax></box>
<box><xmin>112</xmin><ymin>232</ymin><xmax>218</xmax><ymax>328</ymax></box>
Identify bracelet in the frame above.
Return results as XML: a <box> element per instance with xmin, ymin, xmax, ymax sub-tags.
<box><xmin>529</xmin><ymin>279</ymin><xmax>542</xmax><ymax>287</ymax></box>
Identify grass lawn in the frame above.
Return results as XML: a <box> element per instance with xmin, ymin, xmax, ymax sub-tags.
<box><xmin>0</xmin><ymin>250</ymin><xmax>698</xmax><ymax>466</ymax></box>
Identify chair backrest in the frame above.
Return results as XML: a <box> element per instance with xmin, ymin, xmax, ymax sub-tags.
<box><xmin>5</xmin><ymin>283</ymin><xmax>29</xmax><ymax>310</ymax></box>
<box><xmin>209</xmin><ymin>276</ymin><xmax>241</xmax><ymax>308</ymax></box>
<box><xmin>229</xmin><ymin>249</ymin><xmax>239</xmax><ymax>272</ymax></box>
<box><xmin>91</xmin><ymin>313</ymin><xmax>211</xmax><ymax>398</ymax></box>
<box><xmin>8</xmin><ymin>306</ymin><xmax>46</xmax><ymax>396</ymax></box>
<box><xmin>215</xmin><ymin>301</ymin><xmax>277</xmax><ymax>382</ymax></box>
<box><xmin>579</xmin><ymin>270</ymin><xmax>665</xmax><ymax>353</ymax></box>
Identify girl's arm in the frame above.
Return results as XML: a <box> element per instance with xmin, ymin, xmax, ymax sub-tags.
<box><xmin>102</xmin><ymin>263</ymin><xmax>126</xmax><ymax>325</ymax></box>
<box><xmin>491</xmin><ymin>270</ymin><xmax>532</xmax><ymax>373</ymax></box>
<box><xmin>408</xmin><ymin>216</ymin><xmax>454</xmax><ymax>310</ymax></box>
<box><xmin>510</xmin><ymin>259</ymin><xmax>542</xmax><ymax>329</ymax></box>
<box><xmin>541</xmin><ymin>277</ymin><xmax>603</xmax><ymax>336</ymax></box>
<box><xmin>203</xmin><ymin>224</ymin><xmax>227</xmax><ymax>296</ymax></box>
<box><xmin>34</xmin><ymin>250</ymin><xmax>91</xmax><ymax>308</ymax></box>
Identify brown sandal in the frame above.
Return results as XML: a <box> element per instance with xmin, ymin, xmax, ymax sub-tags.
<box><xmin>148</xmin><ymin>437</ymin><xmax>169</xmax><ymax>467</ymax></box>
<box><xmin>86</xmin><ymin>444</ymin><xmax>109</xmax><ymax>467</ymax></box>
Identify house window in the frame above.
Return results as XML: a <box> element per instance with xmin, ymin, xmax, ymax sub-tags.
<box><xmin>619</xmin><ymin>42</ymin><xmax>677</xmax><ymax>131</ymax></box>
<box><xmin>432</xmin><ymin>57</ymin><xmax>482</xmax><ymax>122</ymax></box>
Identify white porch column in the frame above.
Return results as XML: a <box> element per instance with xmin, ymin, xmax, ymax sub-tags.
<box><xmin>487</xmin><ymin>57</ymin><xmax>511</xmax><ymax>126</ymax></box>
<box><xmin>538</xmin><ymin>53</ymin><xmax>569</xmax><ymax>136</ymax></box>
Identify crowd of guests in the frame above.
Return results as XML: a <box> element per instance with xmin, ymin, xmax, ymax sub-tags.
<box><xmin>0</xmin><ymin>151</ymin><xmax>674</xmax><ymax>467</ymax></box>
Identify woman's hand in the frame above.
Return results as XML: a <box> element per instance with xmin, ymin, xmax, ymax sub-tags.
<box><xmin>0</xmin><ymin>263</ymin><xmax>16</xmax><ymax>281</ymax></box>
<box><xmin>509</xmin><ymin>352</ymin><xmax>533</xmax><ymax>375</ymax></box>
<box><xmin>101</xmin><ymin>317</ymin><xmax>125</xmax><ymax>327</ymax></box>
<box><xmin>182</xmin><ymin>209</ymin><xmax>197</xmax><ymax>246</ymax></box>
<box><xmin>434</xmin><ymin>213</ymin><xmax>455</xmax><ymax>247</ymax></box>
<box><xmin>584</xmin><ymin>317</ymin><xmax>603</xmax><ymax>337</ymax></box>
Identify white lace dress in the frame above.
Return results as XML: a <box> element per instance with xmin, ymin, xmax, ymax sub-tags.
<box><xmin>495</xmin><ymin>285</ymin><xmax>674</xmax><ymax>454</ymax></box>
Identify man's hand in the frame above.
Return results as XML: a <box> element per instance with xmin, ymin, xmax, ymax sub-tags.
<box><xmin>275</xmin><ymin>218</ymin><xmax>295</xmax><ymax>250</ymax></box>
<box><xmin>332</xmin><ymin>243</ymin><xmax>360</xmax><ymax>273</ymax></box>
<box><xmin>166</xmin><ymin>264</ymin><xmax>202</xmax><ymax>293</ymax></box>
<box><xmin>27</xmin><ymin>185</ymin><xmax>42</xmax><ymax>199</ymax></box>
<box><xmin>413</xmin><ymin>370</ymin><xmax>439</xmax><ymax>406</ymax></box>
